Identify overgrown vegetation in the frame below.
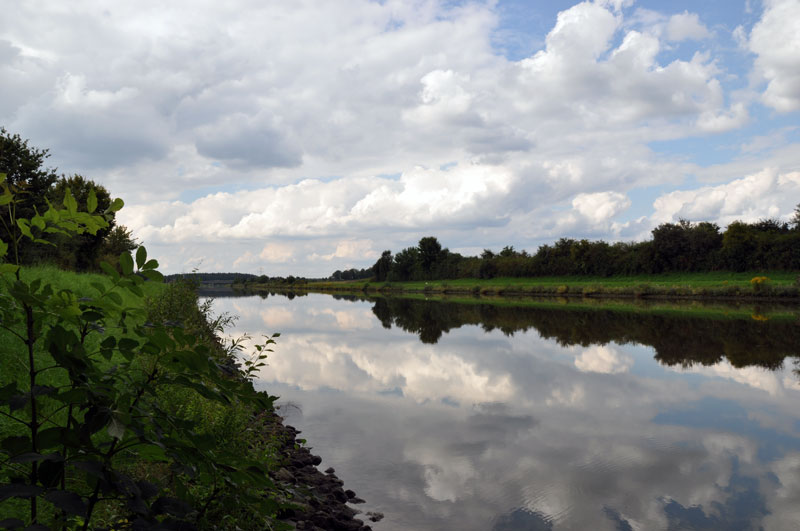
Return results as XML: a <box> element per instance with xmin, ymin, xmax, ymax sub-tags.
<box><xmin>0</xmin><ymin>172</ymin><xmax>286</xmax><ymax>529</ymax></box>
<box><xmin>355</xmin><ymin>217</ymin><xmax>800</xmax><ymax>283</ymax></box>
<box><xmin>0</xmin><ymin>128</ymin><xmax>136</xmax><ymax>271</ymax></box>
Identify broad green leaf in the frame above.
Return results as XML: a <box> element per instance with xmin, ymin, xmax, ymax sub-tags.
<box><xmin>100</xmin><ymin>261</ymin><xmax>120</xmax><ymax>280</ymax></box>
<box><xmin>63</xmin><ymin>188</ymin><xmax>78</xmax><ymax>214</ymax></box>
<box><xmin>30</xmin><ymin>215</ymin><xmax>45</xmax><ymax>230</ymax></box>
<box><xmin>141</xmin><ymin>269</ymin><xmax>164</xmax><ymax>282</ymax></box>
<box><xmin>119</xmin><ymin>252</ymin><xmax>134</xmax><ymax>275</ymax></box>
<box><xmin>87</xmin><ymin>188</ymin><xmax>97</xmax><ymax>213</ymax></box>
<box><xmin>143</xmin><ymin>259</ymin><xmax>159</xmax><ymax>270</ymax></box>
<box><xmin>108</xmin><ymin>197</ymin><xmax>124</xmax><ymax>213</ymax></box>
<box><xmin>0</xmin><ymin>191</ymin><xmax>11</xmax><ymax>206</ymax></box>
<box><xmin>108</xmin><ymin>414</ymin><xmax>125</xmax><ymax>439</ymax></box>
<box><xmin>136</xmin><ymin>246</ymin><xmax>146</xmax><ymax>269</ymax></box>
<box><xmin>0</xmin><ymin>172</ymin><xmax>5</xmax><ymax>183</ymax></box>
<box><xmin>0</xmin><ymin>264</ymin><xmax>19</xmax><ymax>275</ymax></box>
<box><xmin>16</xmin><ymin>219</ymin><xmax>33</xmax><ymax>239</ymax></box>
<box><xmin>0</xmin><ymin>239</ymin><xmax>7</xmax><ymax>259</ymax></box>
<box><xmin>90</xmin><ymin>281</ymin><xmax>107</xmax><ymax>294</ymax></box>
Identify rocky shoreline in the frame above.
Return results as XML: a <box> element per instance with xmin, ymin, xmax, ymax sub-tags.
<box><xmin>257</xmin><ymin>410</ymin><xmax>383</xmax><ymax>530</ymax></box>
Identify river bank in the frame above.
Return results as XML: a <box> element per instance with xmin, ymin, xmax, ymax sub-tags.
<box><xmin>0</xmin><ymin>266</ymin><xmax>376</xmax><ymax>529</ymax></box>
<box><xmin>237</xmin><ymin>272</ymin><xmax>800</xmax><ymax>302</ymax></box>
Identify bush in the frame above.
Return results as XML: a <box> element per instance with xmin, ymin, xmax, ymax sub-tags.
<box><xmin>0</xmin><ymin>173</ymin><xmax>283</xmax><ymax>530</ymax></box>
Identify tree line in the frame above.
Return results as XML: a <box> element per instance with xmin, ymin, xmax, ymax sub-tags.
<box><xmin>361</xmin><ymin>216</ymin><xmax>800</xmax><ymax>282</ymax></box>
<box><xmin>1</xmin><ymin>128</ymin><xmax>136</xmax><ymax>271</ymax></box>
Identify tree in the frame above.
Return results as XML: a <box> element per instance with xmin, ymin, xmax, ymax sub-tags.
<box><xmin>372</xmin><ymin>250</ymin><xmax>392</xmax><ymax>281</ymax></box>
<box><xmin>791</xmin><ymin>203</ymin><xmax>800</xmax><ymax>231</ymax></box>
<box><xmin>43</xmin><ymin>175</ymin><xmax>116</xmax><ymax>270</ymax></box>
<box><xmin>417</xmin><ymin>236</ymin><xmax>443</xmax><ymax>275</ymax></box>
<box><xmin>391</xmin><ymin>247</ymin><xmax>419</xmax><ymax>281</ymax></box>
<box><xmin>0</xmin><ymin>128</ymin><xmax>58</xmax><ymax>263</ymax></box>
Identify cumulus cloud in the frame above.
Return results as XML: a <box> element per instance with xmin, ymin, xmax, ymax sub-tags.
<box><xmin>1</xmin><ymin>0</ymin><xmax>795</xmax><ymax>273</ymax></box>
<box><xmin>666</xmin><ymin>12</ymin><xmax>711</xmax><ymax>42</ymax></box>
<box><xmin>572</xmin><ymin>191</ymin><xmax>632</xmax><ymax>225</ymax></box>
<box><xmin>651</xmin><ymin>169</ymin><xmax>800</xmax><ymax>225</ymax></box>
<box><xmin>749</xmin><ymin>0</ymin><xmax>800</xmax><ymax>112</ymax></box>
<box><xmin>574</xmin><ymin>345</ymin><xmax>634</xmax><ymax>374</ymax></box>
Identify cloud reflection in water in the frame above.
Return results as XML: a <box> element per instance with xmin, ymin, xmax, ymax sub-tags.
<box><xmin>211</xmin><ymin>294</ymin><xmax>800</xmax><ymax>530</ymax></box>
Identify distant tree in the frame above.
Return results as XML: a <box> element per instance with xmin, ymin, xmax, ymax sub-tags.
<box><xmin>0</xmin><ymin>128</ymin><xmax>59</xmax><ymax>262</ymax></box>
<box><xmin>101</xmin><ymin>224</ymin><xmax>138</xmax><ymax>257</ymax></box>
<box><xmin>790</xmin><ymin>204</ymin><xmax>800</xmax><ymax>231</ymax></box>
<box><xmin>417</xmin><ymin>236</ymin><xmax>443</xmax><ymax>274</ymax></box>
<box><xmin>372</xmin><ymin>250</ymin><xmax>392</xmax><ymax>281</ymax></box>
<box><xmin>391</xmin><ymin>247</ymin><xmax>419</xmax><ymax>281</ymax></box>
<box><xmin>499</xmin><ymin>245</ymin><xmax>515</xmax><ymax>257</ymax></box>
<box><xmin>45</xmin><ymin>175</ymin><xmax>115</xmax><ymax>270</ymax></box>
<box><xmin>722</xmin><ymin>221</ymin><xmax>756</xmax><ymax>271</ymax></box>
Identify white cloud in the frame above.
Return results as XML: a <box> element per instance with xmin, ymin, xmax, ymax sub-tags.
<box><xmin>259</xmin><ymin>243</ymin><xmax>296</xmax><ymax>264</ymax></box>
<box><xmin>749</xmin><ymin>0</ymin><xmax>800</xmax><ymax>112</ymax></box>
<box><xmin>1</xmin><ymin>0</ymin><xmax>795</xmax><ymax>273</ymax></box>
<box><xmin>572</xmin><ymin>191</ymin><xmax>632</xmax><ymax>225</ymax></box>
<box><xmin>666</xmin><ymin>12</ymin><xmax>711</xmax><ymax>42</ymax></box>
<box><xmin>574</xmin><ymin>344</ymin><xmax>634</xmax><ymax>374</ymax></box>
<box><xmin>651</xmin><ymin>168</ymin><xmax>800</xmax><ymax>225</ymax></box>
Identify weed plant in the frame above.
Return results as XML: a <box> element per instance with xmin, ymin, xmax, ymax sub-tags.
<box><xmin>0</xmin><ymin>173</ymin><xmax>285</xmax><ymax>530</ymax></box>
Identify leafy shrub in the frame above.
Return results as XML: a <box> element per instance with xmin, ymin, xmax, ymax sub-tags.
<box><xmin>0</xmin><ymin>173</ymin><xmax>282</xmax><ymax>530</ymax></box>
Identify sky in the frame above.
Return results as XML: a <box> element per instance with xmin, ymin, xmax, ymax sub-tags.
<box><xmin>1</xmin><ymin>0</ymin><xmax>799</xmax><ymax>276</ymax></box>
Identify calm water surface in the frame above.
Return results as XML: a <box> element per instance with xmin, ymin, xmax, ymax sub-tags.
<box><xmin>210</xmin><ymin>293</ymin><xmax>800</xmax><ymax>530</ymax></box>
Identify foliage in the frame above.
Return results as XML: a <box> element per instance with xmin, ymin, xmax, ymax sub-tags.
<box><xmin>334</xmin><ymin>218</ymin><xmax>800</xmax><ymax>284</ymax></box>
<box><xmin>0</xmin><ymin>131</ymin><xmax>128</xmax><ymax>271</ymax></box>
<box><xmin>0</xmin><ymin>173</ymin><xmax>282</xmax><ymax>530</ymax></box>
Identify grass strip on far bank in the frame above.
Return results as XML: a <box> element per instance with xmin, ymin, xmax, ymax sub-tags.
<box><xmin>243</xmin><ymin>271</ymin><xmax>800</xmax><ymax>301</ymax></box>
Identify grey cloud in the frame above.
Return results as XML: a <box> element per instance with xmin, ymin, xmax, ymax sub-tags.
<box><xmin>13</xmin><ymin>102</ymin><xmax>169</xmax><ymax>170</ymax></box>
<box><xmin>195</xmin><ymin>120</ymin><xmax>302</xmax><ymax>170</ymax></box>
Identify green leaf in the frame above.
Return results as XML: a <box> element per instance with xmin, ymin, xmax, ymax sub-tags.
<box><xmin>0</xmin><ymin>263</ymin><xmax>19</xmax><ymax>275</ymax></box>
<box><xmin>119</xmin><ymin>252</ymin><xmax>134</xmax><ymax>275</ymax></box>
<box><xmin>90</xmin><ymin>281</ymin><xmax>106</xmax><ymax>294</ymax></box>
<box><xmin>0</xmin><ymin>192</ymin><xmax>12</xmax><ymax>206</ymax></box>
<box><xmin>100</xmin><ymin>261</ymin><xmax>120</xmax><ymax>280</ymax></box>
<box><xmin>30</xmin><ymin>215</ymin><xmax>45</xmax><ymax>230</ymax></box>
<box><xmin>45</xmin><ymin>490</ymin><xmax>87</xmax><ymax>516</ymax></box>
<box><xmin>136</xmin><ymin>246</ymin><xmax>146</xmax><ymax>269</ymax></box>
<box><xmin>108</xmin><ymin>414</ymin><xmax>126</xmax><ymax>439</ymax></box>
<box><xmin>142</xmin><ymin>259</ymin><xmax>159</xmax><ymax>270</ymax></box>
<box><xmin>108</xmin><ymin>197</ymin><xmax>124</xmax><ymax>213</ymax></box>
<box><xmin>87</xmin><ymin>188</ymin><xmax>98</xmax><ymax>213</ymax></box>
<box><xmin>63</xmin><ymin>188</ymin><xmax>78</xmax><ymax>214</ymax></box>
<box><xmin>0</xmin><ymin>239</ymin><xmax>7</xmax><ymax>259</ymax></box>
<box><xmin>16</xmin><ymin>218</ymin><xmax>33</xmax><ymax>239</ymax></box>
<box><xmin>141</xmin><ymin>270</ymin><xmax>164</xmax><ymax>282</ymax></box>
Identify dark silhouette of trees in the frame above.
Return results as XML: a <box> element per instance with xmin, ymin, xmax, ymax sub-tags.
<box><xmin>1</xmin><ymin>130</ymin><xmax>131</xmax><ymax>271</ymax></box>
<box><xmin>0</xmin><ymin>127</ymin><xmax>58</xmax><ymax>263</ymax></box>
<box><xmin>332</xmin><ymin>215</ymin><xmax>800</xmax><ymax>282</ymax></box>
<box><xmin>372</xmin><ymin>250</ymin><xmax>392</xmax><ymax>281</ymax></box>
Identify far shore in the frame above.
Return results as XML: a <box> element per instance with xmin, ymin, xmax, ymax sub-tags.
<box><xmin>234</xmin><ymin>272</ymin><xmax>800</xmax><ymax>302</ymax></box>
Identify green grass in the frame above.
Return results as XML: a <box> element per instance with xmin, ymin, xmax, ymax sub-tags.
<box><xmin>265</xmin><ymin>271</ymin><xmax>799</xmax><ymax>300</ymax></box>
<box><xmin>0</xmin><ymin>265</ymin><xmax>166</xmax><ymax>443</ymax></box>
<box><xmin>362</xmin><ymin>290</ymin><xmax>800</xmax><ymax>321</ymax></box>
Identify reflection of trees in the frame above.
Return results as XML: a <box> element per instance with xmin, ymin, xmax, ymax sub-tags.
<box><xmin>370</xmin><ymin>298</ymin><xmax>800</xmax><ymax>370</ymax></box>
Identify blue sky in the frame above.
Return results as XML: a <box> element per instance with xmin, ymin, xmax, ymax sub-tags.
<box><xmin>1</xmin><ymin>0</ymin><xmax>798</xmax><ymax>274</ymax></box>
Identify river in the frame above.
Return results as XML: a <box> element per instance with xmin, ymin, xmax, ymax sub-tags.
<box><xmin>208</xmin><ymin>292</ymin><xmax>800</xmax><ymax>530</ymax></box>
